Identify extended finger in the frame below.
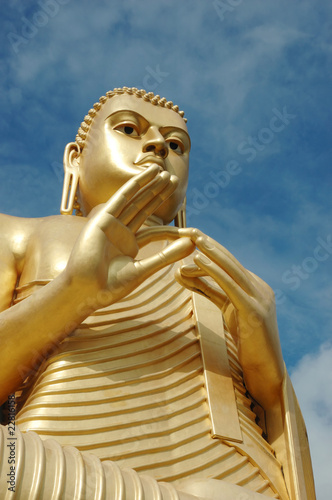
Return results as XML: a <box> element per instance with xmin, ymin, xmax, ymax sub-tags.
<box><xmin>128</xmin><ymin>177</ymin><xmax>179</xmax><ymax>233</ymax></box>
<box><xmin>119</xmin><ymin>171</ymin><xmax>172</xmax><ymax>225</ymax></box>
<box><xmin>136</xmin><ymin>227</ymin><xmax>205</xmax><ymax>248</ymax></box>
<box><xmin>175</xmin><ymin>270</ymin><xmax>211</xmax><ymax>296</ymax></box>
<box><xmin>101</xmin><ymin>164</ymin><xmax>162</xmax><ymax>218</ymax></box>
<box><xmin>180</xmin><ymin>264</ymin><xmax>207</xmax><ymax>278</ymax></box>
<box><xmin>136</xmin><ymin>226</ymin><xmax>185</xmax><ymax>247</ymax></box>
<box><xmin>193</xmin><ymin>253</ymin><xmax>252</xmax><ymax>311</ymax></box>
<box><xmin>175</xmin><ymin>270</ymin><xmax>228</xmax><ymax>309</ymax></box>
<box><xmin>133</xmin><ymin>237</ymin><xmax>195</xmax><ymax>282</ymax></box>
<box><xmin>194</xmin><ymin>237</ymin><xmax>257</xmax><ymax>296</ymax></box>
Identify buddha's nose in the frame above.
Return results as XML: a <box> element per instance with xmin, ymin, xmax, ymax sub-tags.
<box><xmin>143</xmin><ymin>127</ymin><xmax>168</xmax><ymax>159</ymax></box>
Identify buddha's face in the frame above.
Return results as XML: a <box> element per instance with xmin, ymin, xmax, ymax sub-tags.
<box><xmin>76</xmin><ymin>94</ymin><xmax>190</xmax><ymax>222</ymax></box>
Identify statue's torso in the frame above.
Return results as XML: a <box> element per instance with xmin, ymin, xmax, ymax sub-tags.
<box><xmin>14</xmin><ymin>216</ymin><xmax>287</xmax><ymax>498</ymax></box>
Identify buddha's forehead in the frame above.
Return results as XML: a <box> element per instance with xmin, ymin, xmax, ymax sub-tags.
<box><xmin>97</xmin><ymin>94</ymin><xmax>189</xmax><ymax>133</ymax></box>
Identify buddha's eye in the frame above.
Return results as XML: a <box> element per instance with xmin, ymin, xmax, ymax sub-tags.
<box><xmin>168</xmin><ymin>141</ymin><xmax>183</xmax><ymax>154</ymax></box>
<box><xmin>115</xmin><ymin>124</ymin><xmax>139</xmax><ymax>137</ymax></box>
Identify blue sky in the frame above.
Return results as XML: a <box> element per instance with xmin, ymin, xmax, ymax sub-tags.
<box><xmin>1</xmin><ymin>0</ymin><xmax>331</xmax><ymax>496</ymax></box>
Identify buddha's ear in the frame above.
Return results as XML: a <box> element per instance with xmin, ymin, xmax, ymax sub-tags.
<box><xmin>60</xmin><ymin>142</ymin><xmax>80</xmax><ymax>215</ymax></box>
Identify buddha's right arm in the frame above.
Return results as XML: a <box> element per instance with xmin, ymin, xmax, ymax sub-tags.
<box><xmin>0</xmin><ymin>215</ymin><xmax>82</xmax><ymax>403</ymax></box>
<box><xmin>0</xmin><ymin>265</ymin><xmax>103</xmax><ymax>404</ymax></box>
<box><xmin>0</xmin><ymin>426</ymin><xmax>198</xmax><ymax>500</ymax></box>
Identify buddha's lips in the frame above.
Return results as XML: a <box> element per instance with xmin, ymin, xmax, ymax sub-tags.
<box><xmin>134</xmin><ymin>157</ymin><xmax>165</xmax><ymax>168</ymax></box>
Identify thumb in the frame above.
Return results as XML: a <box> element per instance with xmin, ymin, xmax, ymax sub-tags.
<box><xmin>134</xmin><ymin>237</ymin><xmax>195</xmax><ymax>282</ymax></box>
<box><xmin>107</xmin><ymin>239</ymin><xmax>195</xmax><ymax>300</ymax></box>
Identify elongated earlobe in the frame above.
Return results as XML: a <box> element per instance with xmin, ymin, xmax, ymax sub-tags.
<box><xmin>174</xmin><ymin>197</ymin><xmax>186</xmax><ymax>228</ymax></box>
<box><xmin>60</xmin><ymin>142</ymin><xmax>80</xmax><ymax>215</ymax></box>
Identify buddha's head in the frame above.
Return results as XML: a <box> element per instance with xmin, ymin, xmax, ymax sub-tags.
<box><xmin>61</xmin><ymin>87</ymin><xmax>190</xmax><ymax>225</ymax></box>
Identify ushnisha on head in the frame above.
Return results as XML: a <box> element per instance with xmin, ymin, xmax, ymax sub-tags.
<box><xmin>61</xmin><ymin>87</ymin><xmax>189</xmax><ymax>226</ymax></box>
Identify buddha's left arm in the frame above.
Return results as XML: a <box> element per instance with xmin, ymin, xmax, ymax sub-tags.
<box><xmin>177</xmin><ymin>229</ymin><xmax>285</xmax><ymax>409</ymax></box>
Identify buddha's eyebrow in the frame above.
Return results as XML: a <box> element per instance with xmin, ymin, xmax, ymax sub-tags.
<box><xmin>105</xmin><ymin>109</ymin><xmax>142</xmax><ymax>121</ymax></box>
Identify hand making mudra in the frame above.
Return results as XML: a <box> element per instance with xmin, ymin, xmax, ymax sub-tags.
<box><xmin>0</xmin><ymin>87</ymin><xmax>315</xmax><ymax>499</ymax></box>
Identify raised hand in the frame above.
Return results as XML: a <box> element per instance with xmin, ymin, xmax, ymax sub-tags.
<box><xmin>0</xmin><ymin>167</ymin><xmax>194</xmax><ymax>400</ymax></box>
<box><xmin>66</xmin><ymin>165</ymin><xmax>195</xmax><ymax>309</ymax></box>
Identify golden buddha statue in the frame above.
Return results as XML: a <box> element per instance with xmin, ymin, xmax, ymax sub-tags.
<box><xmin>0</xmin><ymin>87</ymin><xmax>315</xmax><ymax>499</ymax></box>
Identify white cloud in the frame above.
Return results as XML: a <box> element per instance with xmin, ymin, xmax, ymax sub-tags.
<box><xmin>291</xmin><ymin>344</ymin><xmax>332</xmax><ymax>500</ymax></box>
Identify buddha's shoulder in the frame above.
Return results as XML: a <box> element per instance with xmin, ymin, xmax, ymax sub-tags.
<box><xmin>0</xmin><ymin>212</ymin><xmax>85</xmax><ymax>231</ymax></box>
<box><xmin>0</xmin><ymin>213</ymin><xmax>86</xmax><ymax>252</ymax></box>
<box><xmin>0</xmin><ymin>212</ymin><xmax>40</xmax><ymax>239</ymax></box>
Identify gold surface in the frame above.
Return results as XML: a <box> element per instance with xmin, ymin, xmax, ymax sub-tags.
<box><xmin>0</xmin><ymin>87</ymin><xmax>315</xmax><ymax>499</ymax></box>
<box><xmin>192</xmin><ymin>292</ymin><xmax>242</xmax><ymax>442</ymax></box>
